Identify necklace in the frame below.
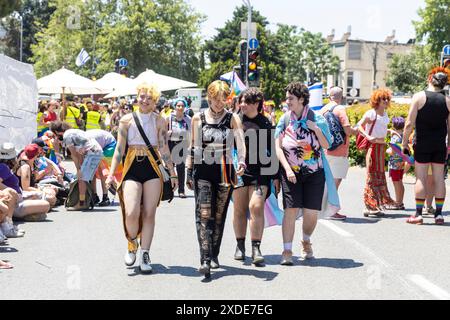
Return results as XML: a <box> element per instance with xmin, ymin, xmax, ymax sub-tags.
<box><xmin>209</xmin><ymin>107</ymin><xmax>225</xmax><ymax>120</ymax></box>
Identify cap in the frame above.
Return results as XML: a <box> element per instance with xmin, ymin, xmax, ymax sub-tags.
<box><xmin>0</xmin><ymin>142</ymin><xmax>17</xmax><ymax>160</ymax></box>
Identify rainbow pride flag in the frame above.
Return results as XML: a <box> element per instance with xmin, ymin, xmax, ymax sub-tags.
<box><xmin>220</xmin><ymin>71</ymin><xmax>247</xmax><ymax>103</ymax></box>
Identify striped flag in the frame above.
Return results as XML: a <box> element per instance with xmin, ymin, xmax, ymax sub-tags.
<box><xmin>75</xmin><ymin>48</ymin><xmax>90</xmax><ymax>67</ymax></box>
<box><xmin>308</xmin><ymin>82</ymin><xmax>324</xmax><ymax>111</ymax></box>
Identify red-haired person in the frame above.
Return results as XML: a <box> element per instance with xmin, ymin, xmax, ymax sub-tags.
<box><xmin>403</xmin><ymin>67</ymin><xmax>450</xmax><ymax>225</ymax></box>
<box><xmin>356</xmin><ymin>89</ymin><xmax>395</xmax><ymax>216</ymax></box>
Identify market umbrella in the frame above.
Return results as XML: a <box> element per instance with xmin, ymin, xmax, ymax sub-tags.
<box><xmin>104</xmin><ymin>69</ymin><xmax>198</xmax><ymax>98</ymax></box>
<box><xmin>94</xmin><ymin>72</ymin><xmax>135</xmax><ymax>93</ymax></box>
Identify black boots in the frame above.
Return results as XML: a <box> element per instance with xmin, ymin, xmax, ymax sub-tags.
<box><xmin>251</xmin><ymin>241</ymin><xmax>264</xmax><ymax>265</ymax></box>
<box><xmin>234</xmin><ymin>238</ymin><xmax>246</xmax><ymax>261</ymax></box>
<box><xmin>199</xmin><ymin>261</ymin><xmax>211</xmax><ymax>279</ymax></box>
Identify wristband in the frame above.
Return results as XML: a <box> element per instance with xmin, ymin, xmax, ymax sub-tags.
<box><xmin>170</xmin><ymin>176</ymin><xmax>178</xmax><ymax>179</ymax></box>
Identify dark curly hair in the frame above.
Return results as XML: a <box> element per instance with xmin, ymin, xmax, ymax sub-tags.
<box><xmin>285</xmin><ymin>82</ymin><xmax>310</xmax><ymax>106</ymax></box>
<box><xmin>49</xmin><ymin>121</ymin><xmax>72</xmax><ymax>133</ymax></box>
<box><xmin>238</xmin><ymin>88</ymin><xmax>264</xmax><ymax>112</ymax></box>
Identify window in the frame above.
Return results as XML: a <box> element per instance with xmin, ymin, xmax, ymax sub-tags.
<box><xmin>348</xmin><ymin>42</ymin><xmax>362</xmax><ymax>60</ymax></box>
<box><xmin>386</xmin><ymin>52</ymin><xmax>394</xmax><ymax>59</ymax></box>
<box><xmin>347</xmin><ymin>71</ymin><xmax>354</xmax><ymax>88</ymax></box>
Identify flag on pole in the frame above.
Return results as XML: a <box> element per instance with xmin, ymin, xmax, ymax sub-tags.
<box><xmin>308</xmin><ymin>82</ymin><xmax>324</xmax><ymax>111</ymax></box>
<box><xmin>75</xmin><ymin>48</ymin><xmax>90</xmax><ymax>67</ymax></box>
<box><xmin>227</xmin><ymin>71</ymin><xmax>247</xmax><ymax>103</ymax></box>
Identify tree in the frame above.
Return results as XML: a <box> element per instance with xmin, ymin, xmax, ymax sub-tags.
<box><xmin>386</xmin><ymin>45</ymin><xmax>438</xmax><ymax>94</ymax></box>
<box><xmin>0</xmin><ymin>0</ymin><xmax>21</xmax><ymax>18</ymax></box>
<box><xmin>275</xmin><ymin>24</ymin><xmax>340</xmax><ymax>84</ymax></box>
<box><xmin>31</xmin><ymin>0</ymin><xmax>205</xmax><ymax>81</ymax></box>
<box><xmin>413</xmin><ymin>0</ymin><xmax>450</xmax><ymax>57</ymax></box>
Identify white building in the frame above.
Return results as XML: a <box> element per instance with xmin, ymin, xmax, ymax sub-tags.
<box><xmin>326</xmin><ymin>28</ymin><xmax>414</xmax><ymax>101</ymax></box>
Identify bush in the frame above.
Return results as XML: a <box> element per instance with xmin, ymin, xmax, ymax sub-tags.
<box><xmin>346</xmin><ymin>103</ymin><xmax>410</xmax><ymax>166</ymax></box>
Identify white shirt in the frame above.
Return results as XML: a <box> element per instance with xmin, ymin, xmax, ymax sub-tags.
<box><xmin>63</xmin><ymin>129</ymin><xmax>102</xmax><ymax>153</ymax></box>
<box><xmin>127</xmin><ymin>112</ymin><xmax>159</xmax><ymax>146</ymax></box>
<box><xmin>85</xmin><ymin>129</ymin><xmax>115</xmax><ymax>149</ymax></box>
<box><xmin>360</xmin><ymin>109</ymin><xmax>389</xmax><ymax>139</ymax></box>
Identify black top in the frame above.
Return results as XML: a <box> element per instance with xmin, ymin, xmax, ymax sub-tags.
<box><xmin>193</xmin><ymin>111</ymin><xmax>236</xmax><ymax>185</ymax></box>
<box><xmin>240</xmin><ymin>113</ymin><xmax>279</xmax><ymax>186</ymax></box>
<box><xmin>415</xmin><ymin>91</ymin><xmax>449</xmax><ymax>150</ymax></box>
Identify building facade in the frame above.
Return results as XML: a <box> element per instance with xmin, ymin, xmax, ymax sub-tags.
<box><xmin>327</xmin><ymin>38</ymin><xmax>414</xmax><ymax>101</ymax></box>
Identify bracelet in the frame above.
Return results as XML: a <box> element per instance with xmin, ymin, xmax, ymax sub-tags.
<box><xmin>170</xmin><ymin>176</ymin><xmax>178</xmax><ymax>179</ymax></box>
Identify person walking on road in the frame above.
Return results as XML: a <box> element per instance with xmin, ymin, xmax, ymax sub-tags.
<box><xmin>319</xmin><ymin>86</ymin><xmax>358</xmax><ymax>221</ymax></box>
<box><xmin>106</xmin><ymin>83</ymin><xmax>178</xmax><ymax>274</ymax></box>
<box><xmin>232</xmin><ymin>88</ymin><xmax>280</xmax><ymax>266</ymax></box>
<box><xmin>403</xmin><ymin>67</ymin><xmax>450</xmax><ymax>225</ymax></box>
<box><xmin>186</xmin><ymin>80</ymin><xmax>246</xmax><ymax>279</ymax></box>
<box><xmin>356</xmin><ymin>89</ymin><xmax>395</xmax><ymax>217</ymax></box>
<box><xmin>275</xmin><ymin>82</ymin><xmax>332</xmax><ymax>266</ymax></box>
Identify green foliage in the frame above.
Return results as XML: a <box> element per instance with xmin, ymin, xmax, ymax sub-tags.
<box><xmin>275</xmin><ymin>25</ymin><xmax>340</xmax><ymax>84</ymax></box>
<box><xmin>0</xmin><ymin>0</ymin><xmax>21</xmax><ymax>18</ymax></box>
<box><xmin>413</xmin><ymin>0</ymin><xmax>450</xmax><ymax>57</ymax></box>
<box><xmin>31</xmin><ymin>0</ymin><xmax>205</xmax><ymax>80</ymax></box>
<box><xmin>386</xmin><ymin>45</ymin><xmax>439</xmax><ymax>94</ymax></box>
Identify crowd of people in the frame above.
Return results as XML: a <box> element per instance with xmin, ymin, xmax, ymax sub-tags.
<box><xmin>1</xmin><ymin>66</ymin><xmax>449</xmax><ymax>278</ymax></box>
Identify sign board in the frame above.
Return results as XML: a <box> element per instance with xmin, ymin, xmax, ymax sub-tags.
<box><xmin>249</xmin><ymin>38</ymin><xmax>259</xmax><ymax>50</ymax></box>
<box><xmin>241</xmin><ymin>22</ymin><xmax>257</xmax><ymax>39</ymax></box>
<box><xmin>443</xmin><ymin>45</ymin><xmax>450</xmax><ymax>56</ymax></box>
<box><xmin>349</xmin><ymin>88</ymin><xmax>358</xmax><ymax>97</ymax></box>
<box><xmin>119</xmin><ymin>58</ymin><xmax>128</xmax><ymax>67</ymax></box>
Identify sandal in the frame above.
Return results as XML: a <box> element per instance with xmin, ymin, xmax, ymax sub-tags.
<box><xmin>407</xmin><ymin>215</ymin><xmax>423</xmax><ymax>225</ymax></box>
<box><xmin>385</xmin><ymin>204</ymin><xmax>404</xmax><ymax>210</ymax></box>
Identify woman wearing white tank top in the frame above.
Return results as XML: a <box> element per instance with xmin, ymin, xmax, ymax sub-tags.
<box><xmin>107</xmin><ymin>83</ymin><xmax>178</xmax><ymax>274</ymax></box>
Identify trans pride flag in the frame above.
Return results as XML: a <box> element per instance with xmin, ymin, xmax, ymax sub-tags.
<box><xmin>220</xmin><ymin>71</ymin><xmax>247</xmax><ymax>102</ymax></box>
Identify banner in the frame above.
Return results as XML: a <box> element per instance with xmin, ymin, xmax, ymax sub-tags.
<box><xmin>0</xmin><ymin>54</ymin><xmax>38</xmax><ymax>151</ymax></box>
<box><xmin>75</xmin><ymin>48</ymin><xmax>90</xmax><ymax>67</ymax></box>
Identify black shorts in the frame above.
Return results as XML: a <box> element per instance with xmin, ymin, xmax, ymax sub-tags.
<box><xmin>414</xmin><ymin>144</ymin><xmax>447</xmax><ymax>164</ymax></box>
<box><xmin>123</xmin><ymin>157</ymin><xmax>159</xmax><ymax>184</ymax></box>
<box><xmin>280</xmin><ymin>168</ymin><xmax>325</xmax><ymax>211</ymax></box>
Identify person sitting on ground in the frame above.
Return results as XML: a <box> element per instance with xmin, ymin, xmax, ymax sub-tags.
<box><xmin>0</xmin><ymin>142</ymin><xmax>51</xmax><ymax>222</ymax></box>
<box><xmin>16</xmin><ymin>144</ymin><xmax>58</xmax><ymax>207</ymax></box>
<box><xmin>0</xmin><ymin>187</ymin><xmax>24</xmax><ymax>239</ymax></box>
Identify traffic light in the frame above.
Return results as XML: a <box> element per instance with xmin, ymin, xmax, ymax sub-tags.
<box><xmin>238</xmin><ymin>40</ymin><xmax>247</xmax><ymax>83</ymax></box>
<box><xmin>248</xmin><ymin>50</ymin><xmax>260</xmax><ymax>86</ymax></box>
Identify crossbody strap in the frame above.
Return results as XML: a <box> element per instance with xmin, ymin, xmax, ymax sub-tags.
<box><xmin>368</xmin><ymin>112</ymin><xmax>377</xmax><ymax>136</ymax></box>
<box><xmin>132</xmin><ymin>112</ymin><xmax>161</xmax><ymax>166</ymax></box>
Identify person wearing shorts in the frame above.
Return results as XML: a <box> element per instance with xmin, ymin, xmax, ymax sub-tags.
<box><xmin>275</xmin><ymin>82</ymin><xmax>331</xmax><ymax>266</ymax></box>
<box><xmin>386</xmin><ymin>117</ymin><xmax>406</xmax><ymax>210</ymax></box>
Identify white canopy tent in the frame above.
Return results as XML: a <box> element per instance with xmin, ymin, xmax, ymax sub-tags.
<box><xmin>37</xmin><ymin>67</ymin><xmax>108</xmax><ymax>95</ymax></box>
<box><xmin>104</xmin><ymin>69</ymin><xmax>198</xmax><ymax>98</ymax></box>
<box><xmin>93</xmin><ymin>72</ymin><xmax>135</xmax><ymax>92</ymax></box>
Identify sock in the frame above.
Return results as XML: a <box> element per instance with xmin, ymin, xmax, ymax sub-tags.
<box><xmin>416</xmin><ymin>198</ymin><xmax>425</xmax><ymax>216</ymax></box>
<box><xmin>283</xmin><ymin>243</ymin><xmax>292</xmax><ymax>251</ymax></box>
<box><xmin>102</xmin><ymin>194</ymin><xmax>108</xmax><ymax>201</ymax></box>
<box><xmin>236</xmin><ymin>238</ymin><xmax>245</xmax><ymax>252</ymax></box>
<box><xmin>435</xmin><ymin>198</ymin><xmax>445</xmax><ymax>217</ymax></box>
<box><xmin>251</xmin><ymin>240</ymin><xmax>261</xmax><ymax>248</ymax></box>
<box><xmin>141</xmin><ymin>249</ymin><xmax>149</xmax><ymax>255</ymax></box>
<box><xmin>303</xmin><ymin>233</ymin><xmax>311</xmax><ymax>243</ymax></box>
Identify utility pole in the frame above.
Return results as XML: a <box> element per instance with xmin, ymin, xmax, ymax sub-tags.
<box><xmin>372</xmin><ymin>43</ymin><xmax>378</xmax><ymax>90</ymax></box>
<box><xmin>243</xmin><ymin>0</ymin><xmax>251</xmax><ymax>87</ymax></box>
<box><xmin>16</xmin><ymin>12</ymin><xmax>23</xmax><ymax>62</ymax></box>
<box><xmin>91</xmin><ymin>10</ymin><xmax>97</xmax><ymax>76</ymax></box>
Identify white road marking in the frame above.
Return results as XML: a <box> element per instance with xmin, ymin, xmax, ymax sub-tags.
<box><xmin>319</xmin><ymin>220</ymin><xmax>354</xmax><ymax>238</ymax></box>
<box><xmin>408</xmin><ymin>275</ymin><xmax>450</xmax><ymax>300</ymax></box>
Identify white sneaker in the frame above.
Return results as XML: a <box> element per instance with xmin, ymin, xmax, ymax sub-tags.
<box><xmin>140</xmin><ymin>251</ymin><xmax>152</xmax><ymax>273</ymax></box>
<box><xmin>0</xmin><ymin>222</ymin><xmax>25</xmax><ymax>238</ymax></box>
<box><xmin>124</xmin><ymin>239</ymin><xmax>139</xmax><ymax>266</ymax></box>
<box><xmin>300</xmin><ymin>241</ymin><xmax>314</xmax><ymax>260</ymax></box>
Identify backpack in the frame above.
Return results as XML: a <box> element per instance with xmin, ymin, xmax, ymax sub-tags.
<box><xmin>323</xmin><ymin>105</ymin><xmax>346</xmax><ymax>151</ymax></box>
<box><xmin>64</xmin><ymin>180</ymin><xmax>95</xmax><ymax>210</ymax></box>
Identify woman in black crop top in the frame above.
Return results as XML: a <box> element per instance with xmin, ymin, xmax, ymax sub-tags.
<box><xmin>403</xmin><ymin>67</ymin><xmax>450</xmax><ymax>225</ymax></box>
<box><xmin>232</xmin><ymin>88</ymin><xmax>280</xmax><ymax>266</ymax></box>
<box><xmin>186</xmin><ymin>80</ymin><xmax>246</xmax><ymax>279</ymax></box>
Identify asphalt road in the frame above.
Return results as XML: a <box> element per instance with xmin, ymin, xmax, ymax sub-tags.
<box><xmin>2</xmin><ymin>163</ymin><xmax>450</xmax><ymax>300</ymax></box>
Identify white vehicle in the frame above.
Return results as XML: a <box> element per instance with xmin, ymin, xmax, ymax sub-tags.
<box><xmin>175</xmin><ymin>88</ymin><xmax>203</xmax><ymax>112</ymax></box>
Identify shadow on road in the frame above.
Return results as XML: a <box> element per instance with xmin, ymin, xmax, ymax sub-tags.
<box><xmin>343</xmin><ymin>218</ymin><xmax>381</xmax><ymax>224</ymax></box>
<box><xmin>0</xmin><ymin>246</ymin><xmax>18</xmax><ymax>253</ymax></box>
<box><xmin>298</xmin><ymin>257</ymin><xmax>364</xmax><ymax>269</ymax></box>
<box><xmin>126</xmin><ymin>264</ymin><xmax>278</xmax><ymax>281</ymax></box>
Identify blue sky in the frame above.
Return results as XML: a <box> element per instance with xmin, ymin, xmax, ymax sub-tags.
<box><xmin>187</xmin><ymin>0</ymin><xmax>425</xmax><ymax>43</ymax></box>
